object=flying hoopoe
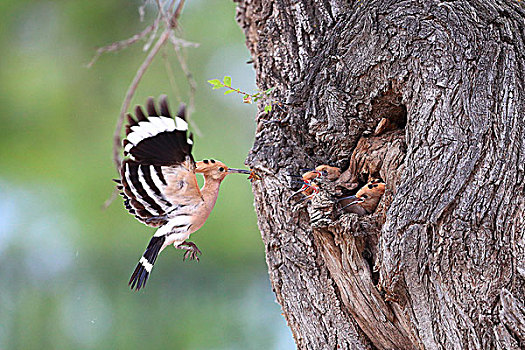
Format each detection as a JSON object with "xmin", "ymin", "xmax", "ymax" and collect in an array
[
  {"xmin": 288, "ymin": 165, "xmax": 341, "ymax": 202},
  {"xmin": 114, "ymin": 95, "xmax": 250, "ymax": 291},
  {"xmin": 338, "ymin": 179, "xmax": 385, "ymax": 216}
]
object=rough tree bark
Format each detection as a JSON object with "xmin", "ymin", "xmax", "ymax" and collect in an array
[{"xmin": 235, "ymin": 1, "xmax": 525, "ymax": 349}]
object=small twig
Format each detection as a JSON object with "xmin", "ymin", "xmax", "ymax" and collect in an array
[
  {"xmin": 86, "ymin": 23, "xmax": 158, "ymax": 68},
  {"xmin": 169, "ymin": 36, "xmax": 199, "ymax": 48},
  {"xmin": 224, "ymin": 84, "xmax": 251, "ymax": 96},
  {"xmin": 102, "ymin": 188, "xmax": 119, "ymax": 210},
  {"xmin": 171, "ymin": 0, "xmax": 185, "ymax": 27},
  {"xmin": 208, "ymin": 77, "xmax": 276, "ymax": 111},
  {"xmin": 143, "ymin": 12, "xmax": 162, "ymax": 51},
  {"xmin": 155, "ymin": 0, "xmax": 170, "ymax": 26},
  {"xmin": 138, "ymin": 0, "xmax": 148, "ymax": 22}
]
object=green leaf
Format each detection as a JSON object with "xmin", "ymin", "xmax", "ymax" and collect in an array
[
  {"xmin": 207, "ymin": 79, "xmax": 223, "ymax": 87},
  {"xmin": 223, "ymin": 76, "xmax": 232, "ymax": 86},
  {"xmin": 265, "ymin": 87, "xmax": 275, "ymax": 95},
  {"xmin": 224, "ymin": 90, "xmax": 234, "ymax": 95},
  {"xmin": 264, "ymin": 104, "xmax": 272, "ymax": 113}
]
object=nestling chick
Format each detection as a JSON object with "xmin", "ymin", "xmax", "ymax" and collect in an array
[
  {"xmin": 288, "ymin": 165, "xmax": 341, "ymax": 202},
  {"xmin": 302, "ymin": 165, "xmax": 341, "ymax": 182},
  {"xmin": 338, "ymin": 179, "xmax": 385, "ymax": 216}
]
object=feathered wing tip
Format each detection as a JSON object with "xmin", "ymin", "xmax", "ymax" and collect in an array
[
  {"xmin": 146, "ymin": 97, "xmax": 158, "ymax": 117},
  {"xmin": 122, "ymin": 96, "xmax": 194, "ymax": 166},
  {"xmin": 129, "ymin": 235, "xmax": 166, "ymax": 291},
  {"xmin": 159, "ymin": 95, "xmax": 172, "ymax": 118},
  {"xmin": 176, "ymin": 102, "xmax": 186, "ymax": 120},
  {"xmin": 135, "ymin": 105, "xmax": 148, "ymax": 122}
]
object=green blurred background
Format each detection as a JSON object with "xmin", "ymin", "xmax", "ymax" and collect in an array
[{"xmin": 0, "ymin": 0, "xmax": 294, "ymax": 348}]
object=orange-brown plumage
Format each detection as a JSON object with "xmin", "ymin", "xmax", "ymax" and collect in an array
[
  {"xmin": 339, "ymin": 179, "xmax": 385, "ymax": 216},
  {"xmin": 300, "ymin": 165, "xmax": 341, "ymax": 197}
]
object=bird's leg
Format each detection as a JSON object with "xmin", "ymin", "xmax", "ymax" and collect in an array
[{"xmin": 176, "ymin": 241, "xmax": 202, "ymax": 262}]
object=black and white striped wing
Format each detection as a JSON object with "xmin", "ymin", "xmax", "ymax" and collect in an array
[{"xmin": 115, "ymin": 95, "xmax": 196, "ymax": 227}]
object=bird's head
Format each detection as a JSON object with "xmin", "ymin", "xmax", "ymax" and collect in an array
[
  {"xmin": 195, "ymin": 159, "xmax": 250, "ymax": 181},
  {"xmin": 355, "ymin": 179, "xmax": 385, "ymax": 204},
  {"xmin": 315, "ymin": 165, "xmax": 341, "ymax": 181},
  {"xmin": 339, "ymin": 179, "xmax": 386, "ymax": 214},
  {"xmin": 302, "ymin": 165, "xmax": 341, "ymax": 181}
]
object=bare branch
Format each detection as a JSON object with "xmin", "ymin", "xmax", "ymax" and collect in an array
[
  {"xmin": 169, "ymin": 36, "xmax": 200, "ymax": 48},
  {"xmin": 155, "ymin": 0, "xmax": 170, "ymax": 26},
  {"xmin": 102, "ymin": 188, "xmax": 119, "ymax": 210},
  {"xmin": 138, "ymin": 0, "xmax": 147, "ymax": 22},
  {"xmin": 170, "ymin": 0, "xmax": 185, "ymax": 28},
  {"xmin": 86, "ymin": 22, "xmax": 158, "ymax": 68},
  {"xmin": 142, "ymin": 13, "xmax": 162, "ymax": 51}
]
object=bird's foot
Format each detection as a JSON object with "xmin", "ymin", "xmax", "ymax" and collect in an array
[{"xmin": 176, "ymin": 241, "xmax": 202, "ymax": 262}]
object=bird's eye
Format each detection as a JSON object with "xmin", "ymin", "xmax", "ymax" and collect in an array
[
  {"xmin": 362, "ymin": 194, "xmax": 368, "ymax": 199},
  {"xmin": 219, "ymin": 167, "xmax": 225, "ymax": 172}
]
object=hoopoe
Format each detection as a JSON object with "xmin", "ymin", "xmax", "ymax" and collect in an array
[
  {"xmin": 288, "ymin": 165, "xmax": 341, "ymax": 202},
  {"xmin": 114, "ymin": 96, "xmax": 250, "ymax": 291},
  {"xmin": 338, "ymin": 179, "xmax": 385, "ymax": 216}
]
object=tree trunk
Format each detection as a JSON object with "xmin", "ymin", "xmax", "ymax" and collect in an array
[{"xmin": 235, "ymin": 1, "xmax": 525, "ymax": 349}]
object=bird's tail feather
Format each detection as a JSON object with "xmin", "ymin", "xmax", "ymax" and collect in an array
[{"xmin": 129, "ymin": 235, "xmax": 166, "ymax": 291}]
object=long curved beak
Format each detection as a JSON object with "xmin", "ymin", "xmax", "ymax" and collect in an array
[
  {"xmin": 228, "ymin": 168, "xmax": 251, "ymax": 174},
  {"xmin": 337, "ymin": 195, "xmax": 364, "ymax": 206},
  {"xmin": 338, "ymin": 195, "xmax": 365, "ymax": 211}
]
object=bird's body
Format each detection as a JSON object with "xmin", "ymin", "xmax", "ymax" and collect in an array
[{"xmin": 115, "ymin": 96, "xmax": 249, "ymax": 290}]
